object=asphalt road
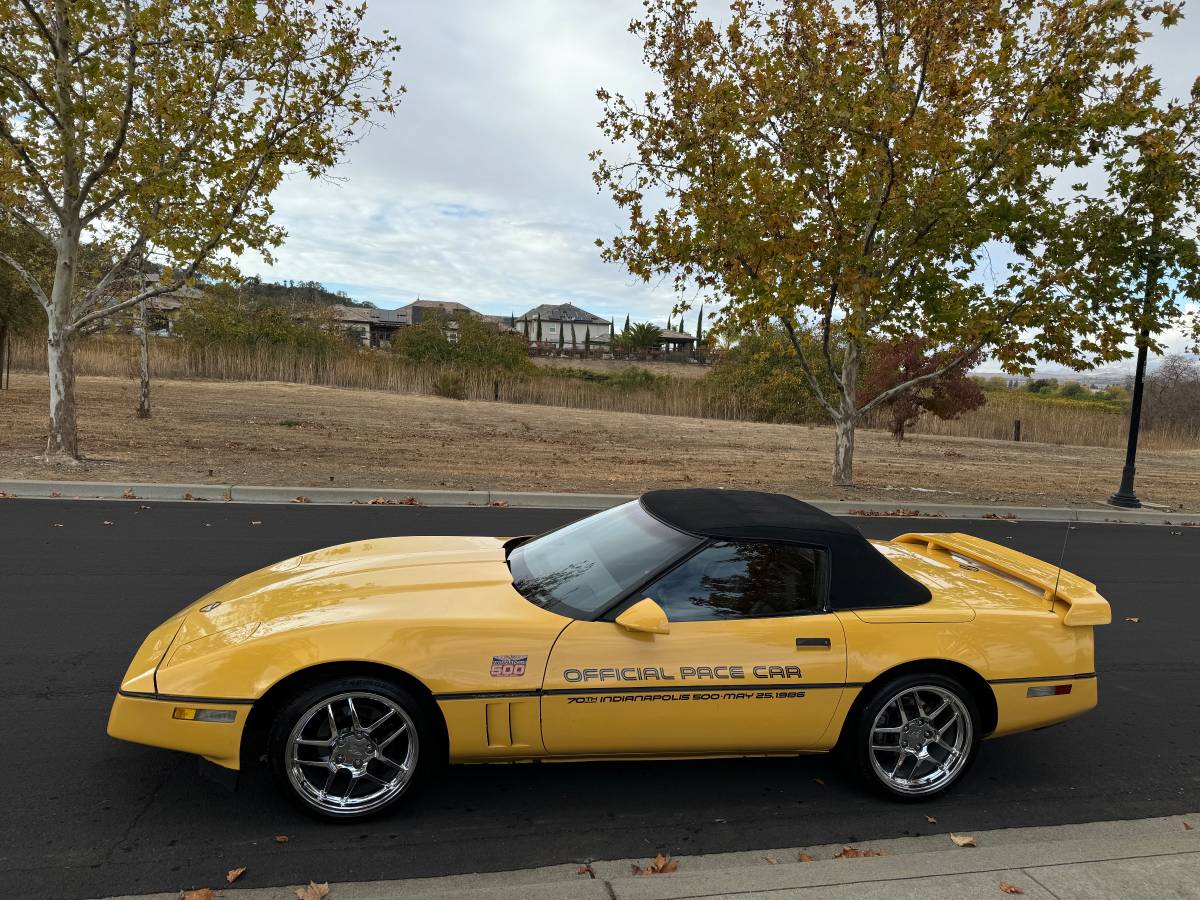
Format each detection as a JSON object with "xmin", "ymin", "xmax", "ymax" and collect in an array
[{"xmin": 2, "ymin": 499, "xmax": 1197, "ymax": 898}]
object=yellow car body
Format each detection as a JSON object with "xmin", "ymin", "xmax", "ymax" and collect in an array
[{"xmin": 109, "ymin": 520, "xmax": 1108, "ymax": 781}]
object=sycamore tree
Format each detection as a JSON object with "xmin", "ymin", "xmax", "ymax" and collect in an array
[
  {"xmin": 0, "ymin": 0, "xmax": 401, "ymax": 461},
  {"xmin": 1058, "ymin": 80, "xmax": 1200, "ymax": 362},
  {"xmin": 593, "ymin": 0, "xmax": 1174, "ymax": 485}
]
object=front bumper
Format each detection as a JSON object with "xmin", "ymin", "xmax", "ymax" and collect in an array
[{"xmin": 107, "ymin": 691, "xmax": 249, "ymax": 770}]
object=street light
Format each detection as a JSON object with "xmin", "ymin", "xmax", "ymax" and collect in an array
[{"xmin": 1109, "ymin": 323, "xmax": 1152, "ymax": 509}]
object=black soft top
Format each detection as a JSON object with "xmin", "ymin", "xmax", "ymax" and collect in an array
[{"xmin": 640, "ymin": 489, "xmax": 930, "ymax": 610}]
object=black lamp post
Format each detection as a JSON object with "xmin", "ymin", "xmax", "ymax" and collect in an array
[
  {"xmin": 1108, "ymin": 330, "xmax": 1149, "ymax": 508},
  {"xmin": 1110, "ymin": 245, "xmax": 1161, "ymax": 509}
]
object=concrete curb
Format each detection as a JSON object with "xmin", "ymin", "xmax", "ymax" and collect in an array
[
  {"xmin": 1, "ymin": 478, "xmax": 1197, "ymax": 525},
  {"xmin": 100, "ymin": 811, "xmax": 1200, "ymax": 899}
]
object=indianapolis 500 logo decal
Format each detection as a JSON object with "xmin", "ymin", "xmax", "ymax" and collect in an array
[{"xmin": 490, "ymin": 655, "xmax": 528, "ymax": 677}]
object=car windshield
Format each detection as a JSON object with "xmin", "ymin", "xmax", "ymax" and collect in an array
[{"xmin": 508, "ymin": 501, "xmax": 702, "ymax": 619}]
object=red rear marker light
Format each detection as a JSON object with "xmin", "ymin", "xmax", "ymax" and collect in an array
[{"xmin": 1026, "ymin": 684, "xmax": 1073, "ymax": 698}]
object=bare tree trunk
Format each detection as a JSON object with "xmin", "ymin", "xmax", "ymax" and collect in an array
[
  {"xmin": 137, "ymin": 299, "xmax": 151, "ymax": 418},
  {"xmin": 45, "ymin": 311, "xmax": 78, "ymax": 461},
  {"xmin": 832, "ymin": 338, "xmax": 861, "ymax": 487},
  {"xmin": 45, "ymin": 229, "xmax": 81, "ymax": 462}
]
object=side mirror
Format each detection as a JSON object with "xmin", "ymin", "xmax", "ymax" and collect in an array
[{"xmin": 615, "ymin": 598, "xmax": 670, "ymax": 635}]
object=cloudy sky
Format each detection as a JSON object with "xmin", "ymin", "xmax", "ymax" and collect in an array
[{"xmin": 243, "ymin": 1, "xmax": 1199, "ymax": 353}]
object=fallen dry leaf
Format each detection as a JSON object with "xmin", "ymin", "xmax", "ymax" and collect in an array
[
  {"xmin": 926, "ymin": 815, "xmax": 938, "ymax": 824},
  {"xmin": 798, "ymin": 852, "xmax": 814, "ymax": 863},
  {"xmin": 764, "ymin": 855, "xmax": 780, "ymax": 865},
  {"xmin": 950, "ymin": 833, "xmax": 978, "ymax": 848},
  {"xmin": 181, "ymin": 890, "xmax": 214, "ymax": 900},
  {"xmin": 1124, "ymin": 616, "xmax": 1140, "ymax": 623},
  {"xmin": 631, "ymin": 853, "xmax": 678, "ymax": 876},
  {"xmin": 227, "ymin": 866, "xmax": 246, "ymax": 884},
  {"xmin": 273, "ymin": 834, "xmax": 289, "ymax": 843},
  {"xmin": 577, "ymin": 863, "xmax": 595, "ymax": 878},
  {"xmin": 999, "ymin": 882, "xmax": 1025, "ymax": 895},
  {"xmin": 834, "ymin": 846, "xmax": 885, "ymax": 859},
  {"xmin": 295, "ymin": 881, "xmax": 330, "ymax": 900},
  {"xmin": 1184, "ymin": 822, "xmax": 1193, "ymax": 831},
  {"xmin": 50, "ymin": 490, "xmax": 62, "ymax": 498}
]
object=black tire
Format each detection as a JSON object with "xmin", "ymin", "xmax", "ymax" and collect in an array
[
  {"xmin": 847, "ymin": 672, "xmax": 981, "ymax": 801},
  {"xmin": 268, "ymin": 675, "xmax": 429, "ymax": 820}
]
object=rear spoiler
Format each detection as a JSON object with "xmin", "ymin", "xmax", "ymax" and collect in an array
[{"xmin": 894, "ymin": 532, "xmax": 1111, "ymax": 626}]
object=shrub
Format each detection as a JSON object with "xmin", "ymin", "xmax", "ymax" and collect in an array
[
  {"xmin": 608, "ymin": 366, "xmax": 668, "ymax": 391},
  {"xmin": 703, "ymin": 325, "xmax": 835, "ymax": 424},
  {"xmin": 175, "ymin": 292, "xmax": 352, "ymax": 355},
  {"xmin": 393, "ymin": 312, "xmax": 532, "ymax": 372},
  {"xmin": 432, "ymin": 371, "xmax": 467, "ymax": 399}
]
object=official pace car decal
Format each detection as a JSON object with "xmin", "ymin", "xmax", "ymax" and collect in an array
[
  {"xmin": 558, "ymin": 665, "xmax": 811, "ymax": 703},
  {"xmin": 490, "ymin": 655, "xmax": 528, "ymax": 677},
  {"xmin": 562, "ymin": 664, "xmax": 804, "ymax": 683}
]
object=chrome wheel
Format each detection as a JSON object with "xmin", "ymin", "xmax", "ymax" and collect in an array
[
  {"xmin": 285, "ymin": 691, "xmax": 418, "ymax": 817},
  {"xmin": 868, "ymin": 685, "xmax": 972, "ymax": 796}
]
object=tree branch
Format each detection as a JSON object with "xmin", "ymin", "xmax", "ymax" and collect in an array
[
  {"xmin": 0, "ymin": 118, "xmax": 63, "ymax": 217},
  {"xmin": 70, "ymin": 279, "xmax": 181, "ymax": 332},
  {"xmin": 780, "ymin": 315, "xmax": 841, "ymax": 420},
  {"xmin": 856, "ymin": 296, "xmax": 1031, "ymax": 416},
  {"xmin": 0, "ymin": 248, "xmax": 50, "ymax": 310},
  {"xmin": 0, "ymin": 201, "xmax": 53, "ymax": 244},
  {"xmin": 0, "ymin": 59, "xmax": 64, "ymax": 130},
  {"xmin": 74, "ymin": 232, "xmax": 148, "ymax": 316},
  {"xmin": 77, "ymin": 0, "xmax": 136, "ymax": 209},
  {"xmin": 18, "ymin": 0, "xmax": 58, "ymax": 55}
]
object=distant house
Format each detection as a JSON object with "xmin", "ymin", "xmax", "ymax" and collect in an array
[
  {"xmin": 331, "ymin": 305, "xmax": 408, "ymax": 348},
  {"xmin": 332, "ymin": 298, "xmax": 487, "ymax": 348},
  {"xmin": 402, "ymin": 299, "xmax": 480, "ymax": 326},
  {"xmin": 101, "ymin": 274, "xmax": 209, "ymax": 334},
  {"xmin": 513, "ymin": 303, "xmax": 612, "ymax": 350}
]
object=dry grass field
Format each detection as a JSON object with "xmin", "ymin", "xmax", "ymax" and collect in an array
[
  {"xmin": 531, "ymin": 356, "xmax": 712, "ymax": 379},
  {"xmin": 3, "ymin": 373, "xmax": 1198, "ymax": 511}
]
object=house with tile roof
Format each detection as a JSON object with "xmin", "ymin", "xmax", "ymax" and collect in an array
[{"xmin": 513, "ymin": 303, "xmax": 613, "ymax": 351}]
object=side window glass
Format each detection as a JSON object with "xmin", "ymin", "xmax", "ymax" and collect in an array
[{"xmin": 644, "ymin": 541, "xmax": 824, "ymax": 622}]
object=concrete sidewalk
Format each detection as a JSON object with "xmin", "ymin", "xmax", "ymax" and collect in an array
[
  {"xmin": 4, "ymin": 477, "xmax": 1197, "ymax": 525},
  {"xmin": 105, "ymin": 812, "xmax": 1199, "ymax": 899}
]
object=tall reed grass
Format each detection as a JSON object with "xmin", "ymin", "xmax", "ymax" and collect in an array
[{"xmin": 10, "ymin": 335, "xmax": 1198, "ymax": 451}]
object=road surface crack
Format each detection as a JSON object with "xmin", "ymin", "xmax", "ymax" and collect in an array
[{"xmin": 103, "ymin": 757, "xmax": 184, "ymax": 864}]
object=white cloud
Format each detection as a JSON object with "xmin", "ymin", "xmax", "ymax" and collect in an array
[{"xmin": 240, "ymin": 0, "xmax": 1200, "ymax": 346}]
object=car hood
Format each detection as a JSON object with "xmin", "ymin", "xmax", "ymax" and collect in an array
[{"xmin": 164, "ymin": 535, "xmax": 515, "ymax": 661}]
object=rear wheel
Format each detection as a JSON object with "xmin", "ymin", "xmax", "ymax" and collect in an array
[
  {"xmin": 268, "ymin": 676, "xmax": 426, "ymax": 819},
  {"xmin": 850, "ymin": 673, "xmax": 980, "ymax": 800}
]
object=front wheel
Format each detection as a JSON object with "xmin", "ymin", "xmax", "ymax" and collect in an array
[
  {"xmin": 268, "ymin": 677, "xmax": 426, "ymax": 819},
  {"xmin": 849, "ymin": 673, "xmax": 980, "ymax": 800}
]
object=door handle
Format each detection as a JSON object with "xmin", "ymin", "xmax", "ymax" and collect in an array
[{"xmin": 795, "ymin": 637, "xmax": 831, "ymax": 648}]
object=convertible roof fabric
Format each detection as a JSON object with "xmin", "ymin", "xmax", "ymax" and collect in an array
[{"xmin": 640, "ymin": 489, "xmax": 931, "ymax": 610}]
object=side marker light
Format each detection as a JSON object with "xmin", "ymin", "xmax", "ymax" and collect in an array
[{"xmin": 1026, "ymin": 684, "xmax": 1072, "ymax": 698}]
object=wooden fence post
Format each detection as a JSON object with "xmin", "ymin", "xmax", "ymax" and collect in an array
[{"xmin": 1013, "ymin": 419, "xmax": 1021, "ymax": 442}]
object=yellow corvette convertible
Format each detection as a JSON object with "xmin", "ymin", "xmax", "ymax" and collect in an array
[{"xmin": 108, "ymin": 489, "xmax": 1110, "ymax": 818}]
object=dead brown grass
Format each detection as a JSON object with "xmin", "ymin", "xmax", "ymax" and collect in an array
[{"xmin": 2, "ymin": 373, "xmax": 1197, "ymax": 510}]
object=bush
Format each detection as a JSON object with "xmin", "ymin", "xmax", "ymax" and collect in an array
[
  {"xmin": 608, "ymin": 366, "xmax": 668, "ymax": 391},
  {"xmin": 432, "ymin": 371, "xmax": 467, "ymax": 399},
  {"xmin": 703, "ymin": 325, "xmax": 835, "ymax": 424},
  {"xmin": 392, "ymin": 312, "xmax": 532, "ymax": 372},
  {"xmin": 175, "ymin": 292, "xmax": 352, "ymax": 355}
]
